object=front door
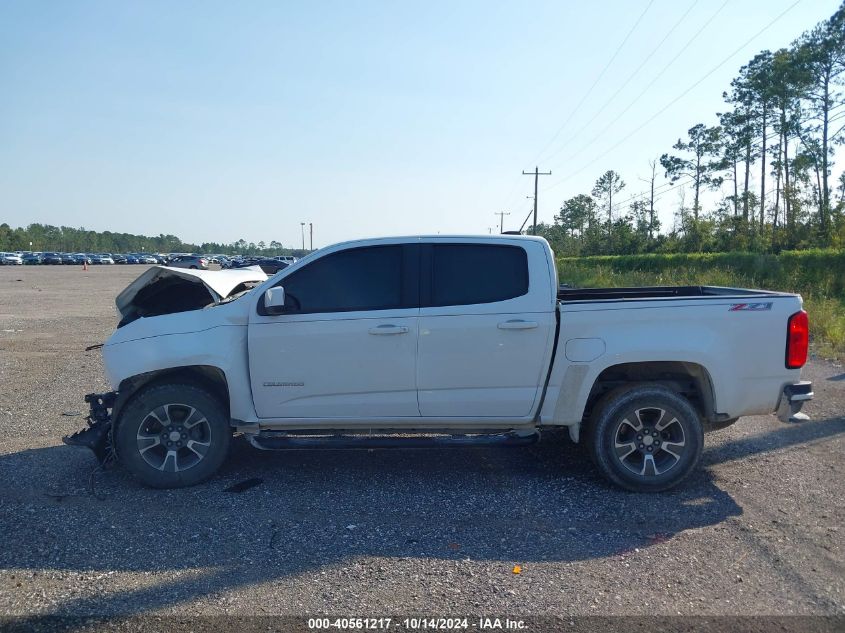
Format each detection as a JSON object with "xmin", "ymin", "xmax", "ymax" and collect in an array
[{"xmin": 249, "ymin": 244, "xmax": 420, "ymax": 419}]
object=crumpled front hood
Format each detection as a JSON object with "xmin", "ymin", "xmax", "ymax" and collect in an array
[{"xmin": 115, "ymin": 265, "xmax": 268, "ymax": 320}]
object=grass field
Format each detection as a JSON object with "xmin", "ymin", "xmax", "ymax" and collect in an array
[{"xmin": 557, "ymin": 250, "xmax": 845, "ymax": 361}]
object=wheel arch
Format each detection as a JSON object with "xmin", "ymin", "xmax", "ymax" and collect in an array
[
  {"xmin": 580, "ymin": 361, "xmax": 716, "ymax": 436},
  {"xmin": 113, "ymin": 365, "xmax": 231, "ymax": 425}
]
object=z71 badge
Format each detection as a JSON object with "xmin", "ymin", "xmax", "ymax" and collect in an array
[{"xmin": 729, "ymin": 302, "xmax": 773, "ymax": 311}]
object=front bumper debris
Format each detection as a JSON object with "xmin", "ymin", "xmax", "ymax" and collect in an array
[
  {"xmin": 63, "ymin": 392, "xmax": 117, "ymax": 465},
  {"xmin": 776, "ymin": 381, "xmax": 813, "ymax": 423}
]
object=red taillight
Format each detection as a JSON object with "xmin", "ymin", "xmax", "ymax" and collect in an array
[{"xmin": 786, "ymin": 310, "xmax": 809, "ymax": 369}]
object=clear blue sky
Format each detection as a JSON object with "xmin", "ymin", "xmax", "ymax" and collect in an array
[{"xmin": 0, "ymin": 0, "xmax": 841, "ymax": 248}]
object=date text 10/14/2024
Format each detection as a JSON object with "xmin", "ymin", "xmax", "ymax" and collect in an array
[{"xmin": 307, "ymin": 617, "xmax": 527, "ymax": 630}]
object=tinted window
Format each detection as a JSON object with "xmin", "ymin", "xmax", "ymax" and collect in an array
[
  {"xmin": 430, "ymin": 244, "xmax": 528, "ymax": 307},
  {"xmin": 281, "ymin": 245, "xmax": 404, "ymax": 313}
]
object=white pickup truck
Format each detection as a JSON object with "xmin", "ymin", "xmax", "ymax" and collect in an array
[{"xmin": 66, "ymin": 235, "xmax": 813, "ymax": 492}]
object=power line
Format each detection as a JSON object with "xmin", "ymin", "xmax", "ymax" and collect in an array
[
  {"xmin": 604, "ymin": 125, "xmax": 810, "ymax": 215},
  {"xmin": 543, "ymin": 121, "xmax": 820, "ymax": 234},
  {"xmin": 607, "ymin": 178, "xmax": 690, "ymax": 214},
  {"xmin": 540, "ymin": 74, "xmax": 824, "ymax": 228},
  {"xmin": 538, "ymin": 96, "xmax": 816, "ymax": 235},
  {"xmin": 543, "ymin": 0, "xmax": 729, "ymax": 176},
  {"xmin": 593, "ymin": 132, "xmax": 806, "ymax": 221},
  {"xmin": 563, "ymin": 177, "xmax": 690, "ymax": 220},
  {"xmin": 498, "ymin": 179, "xmax": 526, "ymax": 217},
  {"xmin": 540, "ymin": 0, "xmax": 701, "ymax": 167},
  {"xmin": 539, "ymin": 179, "xmax": 689, "ymax": 235},
  {"xmin": 497, "ymin": 1, "xmax": 656, "ymax": 215},
  {"xmin": 541, "ymin": 0, "xmax": 803, "ymax": 195},
  {"xmin": 531, "ymin": 0, "xmax": 656, "ymax": 166},
  {"xmin": 552, "ymin": 126, "xmax": 800, "ymax": 221}
]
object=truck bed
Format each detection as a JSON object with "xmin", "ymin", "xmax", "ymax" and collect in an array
[{"xmin": 557, "ymin": 285, "xmax": 786, "ymax": 302}]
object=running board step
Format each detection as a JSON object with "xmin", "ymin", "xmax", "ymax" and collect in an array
[{"xmin": 248, "ymin": 430, "xmax": 540, "ymax": 451}]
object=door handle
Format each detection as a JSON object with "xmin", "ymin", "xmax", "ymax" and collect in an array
[
  {"xmin": 368, "ymin": 324, "xmax": 409, "ymax": 335},
  {"xmin": 497, "ymin": 320, "xmax": 538, "ymax": 330}
]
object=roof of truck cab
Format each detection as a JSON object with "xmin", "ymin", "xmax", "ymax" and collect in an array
[
  {"xmin": 314, "ymin": 234, "xmax": 548, "ymax": 250},
  {"xmin": 362, "ymin": 234, "xmax": 544, "ymax": 240},
  {"xmin": 285, "ymin": 235, "xmax": 550, "ymax": 270}
]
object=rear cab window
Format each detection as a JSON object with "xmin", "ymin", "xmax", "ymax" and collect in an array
[{"xmin": 424, "ymin": 244, "xmax": 529, "ymax": 307}]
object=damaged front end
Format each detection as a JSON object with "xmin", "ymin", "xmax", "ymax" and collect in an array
[
  {"xmin": 64, "ymin": 266, "xmax": 269, "ymax": 465},
  {"xmin": 115, "ymin": 265, "xmax": 268, "ymax": 327},
  {"xmin": 63, "ymin": 392, "xmax": 116, "ymax": 465}
]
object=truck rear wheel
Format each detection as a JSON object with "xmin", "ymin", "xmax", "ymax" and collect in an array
[
  {"xmin": 586, "ymin": 385, "xmax": 703, "ymax": 492},
  {"xmin": 114, "ymin": 383, "xmax": 230, "ymax": 488}
]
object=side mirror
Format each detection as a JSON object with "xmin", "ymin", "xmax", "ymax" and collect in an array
[{"xmin": 263, "ymin": 287, "xmax": 286, "ymax": 314}]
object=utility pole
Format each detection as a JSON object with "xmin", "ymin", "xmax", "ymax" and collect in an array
[
  {"xmin": 522, "ymin": 166, "xmax": 551, "ymax": 235},
  {"xmin": 300, "ymin": 222, "xmax": 305, "ymax": 250},
  {"xmin": 309, "ymin": 223, "xmax": 313, "ymax": 251},
  {"xmin": 494, "ymin": 211, "xmax": 511, "ymax": 234}
]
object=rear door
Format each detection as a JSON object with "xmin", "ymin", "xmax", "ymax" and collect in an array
[
  {"xmin": 249, "ymin": 244, "xmax": 420, "ymax": 419},
  {"xmin": 416, "ymin": 240, "xmax": 556, "ymax": 418}
]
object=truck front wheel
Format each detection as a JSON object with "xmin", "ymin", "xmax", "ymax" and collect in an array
[
  {"xmin": 114, "ymin": 383, "xmax": 230, "ymax": 488},
  {"xmin": 586, "ymin": 385, "xmax": 704, "ymax": 492}
]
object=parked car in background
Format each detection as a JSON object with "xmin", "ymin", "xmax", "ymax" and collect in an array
[
  {"xmin": 274, "ymin": 256, "xmax": 298, "ymax": 265},
  {"xmin": 231, "ymin": 257, "xmax": 289, "ymax": 274},
  {"xmin": 61, "ymin": 254, "xmax": 76, "ymax": 265},
  {"xmin": 22, "ymin": 253, "xmax": 42, "ymax": 265},
  {"xmin": 74, "ymin": 253, "xmax": 93, "ymax": 265},
  {"xmin": 113, "ymin": 254, "xmax": 127, "ymax": 264},
  {"xmin": 42, "ymin": 252, "xmax": 63, "ymax": 265},
  {"xmin": 137, "ymin": 254, "xmax": 158, "ymax": 264},
  {"xmin": 167, "ymin": 255, "xmax": 208, "ymax": 270},
  {"xmin": 1, "ymin": 252, "xmax": 24, "ymax": 265},
  {"xmin": 93, "ymin": 254, "xmax": 115, "ymax": 265},
  {"xmin": 215, "ymin": 256, "xmax": 232, "ymax": 268}
]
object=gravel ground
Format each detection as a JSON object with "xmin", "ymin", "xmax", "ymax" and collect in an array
[{"xmin": 0, "ymin": 265, "xmax": 843, "ymax": 623}]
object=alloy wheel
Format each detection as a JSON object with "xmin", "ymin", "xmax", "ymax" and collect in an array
[
  {"xmin": 613, "ymin": 406, "xmax": 687, "ymax": 477},
  {"xmin": 135, "ymin": 403, "xmax": 212, "ymax": 472}
]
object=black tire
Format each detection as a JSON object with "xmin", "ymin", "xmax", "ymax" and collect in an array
[
  {"xmin": 585, "ymin": 384, "xmax": 704, "ymax": 492},
  {"xmin": 114, "ymin": 383, "xmax": 230, "ymax": 488},
  {"xmin": 189, "ymin": 265, "xmax": 198, "ymax": 269}
]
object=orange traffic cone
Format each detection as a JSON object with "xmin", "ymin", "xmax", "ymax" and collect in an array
[{"xmin": 82, "ymin": 260, "xmax": 88, "ymax": 271}]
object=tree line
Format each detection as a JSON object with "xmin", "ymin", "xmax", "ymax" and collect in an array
[
  {"xmin": 536, "ymin": 3, "xmax": 845, "ymax": 256},
  {"xmin": 0, "ymin": 223, "xmax": 308, "ymax": 257}
]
